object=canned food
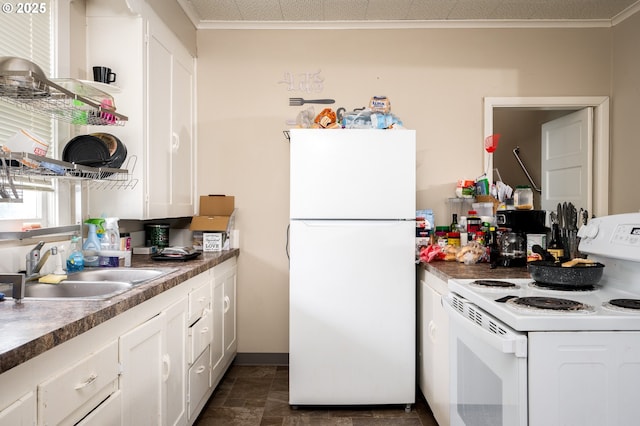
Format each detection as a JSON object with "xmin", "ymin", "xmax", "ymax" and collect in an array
[{"xmin": 145, "ymin": 224, "xmax": 170, "ymax": 248}]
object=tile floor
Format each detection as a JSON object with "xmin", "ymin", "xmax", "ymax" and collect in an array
[{"xmin": 193, "ymin": 364, "xmax": 439, "ymax": 426}]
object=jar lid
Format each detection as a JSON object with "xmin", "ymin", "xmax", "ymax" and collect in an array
[
  {"xmin": 516, "ymin": 185, "xmax": 531, "ymax": 189},
  {"xmin": 436, "ymin": 226, "xmax": 449, "ymax": 232},
  {"xmin": 447, "ymin": 232, "xmax": 460, "ymax": 237}
]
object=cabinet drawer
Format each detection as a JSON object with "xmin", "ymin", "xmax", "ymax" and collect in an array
[
  {"xmin": 189, "ymin": 308, "xmax": 212, "ymax": 364},
  {"xmin": 0, "ymin": 391, "xmax": 35, "ymax": 426},
  {"xmin": 38, "ymin": 340, "xmax": 119, "ymax": 426},
  {"xmin": 76, "ymin": 390, "xmax": 122, "ymax": 426},
  {"xmin": 188, "ymin": 345, "xmax": 211, "ymax": 420},
  {"xmin": 188, "ymin": 280, "xmax": 211, "ymax": 325}
]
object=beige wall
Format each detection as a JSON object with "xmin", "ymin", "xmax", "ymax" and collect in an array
[
  {"xmin": 196, "ymin": 27, "xmax": 612, "ymax": 353},
  {"xmin": 612, "ymin": 12, "xmax": 640, "ymax": 214}
]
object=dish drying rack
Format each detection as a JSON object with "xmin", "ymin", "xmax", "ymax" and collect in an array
[
  {"xmin": 0, "ymin": 152, "xmax": 136, "ymax": 202},
  {"xmin": 0, "ymin": 72, "xmax": 128, "ymax": 126}
]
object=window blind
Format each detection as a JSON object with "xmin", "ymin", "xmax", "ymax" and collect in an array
[{"xmin": 0, "ymin": 2, "xmax": 53, "ymax": 144}]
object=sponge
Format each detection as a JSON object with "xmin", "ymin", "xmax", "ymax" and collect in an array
[{"xmin": 38, "ymin": 274, "xmax": 68, "ymax": 284}]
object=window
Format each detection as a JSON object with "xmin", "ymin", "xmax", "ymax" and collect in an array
[{"xmin": 0, "ymin": 1, "xmax": 55, "ymax": 231}]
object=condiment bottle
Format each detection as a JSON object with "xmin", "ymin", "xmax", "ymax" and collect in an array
[
  {"xmin": 447, "ymin": 232, "xmax": 461, "ymax": 247},
  {"xmin": 547, "ymin": 223, "xmax": 565, "ymax": 261},
  {"xmin": 466, "ymin": 210, "xmax": 482, "ymax": 234}
]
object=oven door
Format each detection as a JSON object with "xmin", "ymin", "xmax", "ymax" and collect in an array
[{"xmin": 443, "ymin": 293, "xmax": 528, "ymax": 426}]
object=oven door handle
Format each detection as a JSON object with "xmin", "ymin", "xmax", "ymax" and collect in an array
[{"xmin": 443, "ymin": 294, "xmax": 528, "ymax": 358}]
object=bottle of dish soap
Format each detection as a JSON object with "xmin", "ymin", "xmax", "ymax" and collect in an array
[
  {"xmin": 83, "ymin": 223, "xmax": 102, "ymax": 267},
  {"xmin": 66, "ymin": 235, "xmax": 84, "ymax": 272}
]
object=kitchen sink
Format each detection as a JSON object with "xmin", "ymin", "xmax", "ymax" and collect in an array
[
  {"xmin": 0, "ymin": 267, "xmax": 176, "ymax": 300},
  {"xmin": 65, "ymin": 267, "xmax": 173, "ymax": 285}
]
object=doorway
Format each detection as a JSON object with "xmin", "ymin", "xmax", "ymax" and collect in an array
[{"xmin": 484, "ymin": 97, "xmax": 609, "ymax": 217}]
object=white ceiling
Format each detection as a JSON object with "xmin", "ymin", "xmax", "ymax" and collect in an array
[{"xmin": 178, "ymin": 0, "xmax": 640, "ymax": 29}]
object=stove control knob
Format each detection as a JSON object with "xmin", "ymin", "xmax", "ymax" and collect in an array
[{"xmin": 583, "ymin": 222, "xmax": 599, "ymax": 239}]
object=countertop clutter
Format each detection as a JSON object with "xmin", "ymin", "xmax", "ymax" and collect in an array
[
  {"xmin": 0, "ymin": 249, "xmax": 239, "ymax": 374},
  {"xmin": 422, "ymin": 260, "xmax": 531, "ymax": 283}
]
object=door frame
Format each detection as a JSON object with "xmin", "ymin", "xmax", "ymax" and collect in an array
[{"xmin": 484, "ymin": 96, "xmax": 609, "ymax": 217}]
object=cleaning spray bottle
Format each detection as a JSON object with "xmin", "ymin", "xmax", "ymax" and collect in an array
[
  {"xmin": 83, "ymin": 219, "xmax": 104, "ymax": 267},
  {"xmin": 66, "ymin": 234, "xmax": 84, "ymax": 272}
]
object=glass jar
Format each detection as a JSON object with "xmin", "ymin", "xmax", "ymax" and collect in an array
[{"xmin": 514, "ymin": 185, "xmax": 533, "ymax": 210}]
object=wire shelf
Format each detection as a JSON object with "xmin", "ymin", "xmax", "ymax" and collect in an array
[
  {"xmin": 0, "ymin": 72, "xmax": 128, "ymax": 126},
  {"xmin": 0, "ymin": 151, "xmax": 133, "ymax": 202}
]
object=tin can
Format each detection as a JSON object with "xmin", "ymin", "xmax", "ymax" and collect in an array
[{"xmin": 145, "ymin": 224, "xmax": 170, "ymax": 248}]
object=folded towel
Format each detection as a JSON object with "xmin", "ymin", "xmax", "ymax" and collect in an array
[{"xmin": 38, "ymin": 274, "xmax": 68, "ymax": 284}]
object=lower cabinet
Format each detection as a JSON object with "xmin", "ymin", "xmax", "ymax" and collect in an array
[
  {"xmin": 119, "ymin": 297, "xmax": 188, "ymax": 426},
  {"xmin": 0, "ymin": 256, "xmax": 238, "ymax": 426},
  {"xmin": 418, "ymin": 268, "xmax": 450, "ymax": 426},
  {"xmin": 0, "ymin": 391, "xmax": 35, "ymax": 425}
]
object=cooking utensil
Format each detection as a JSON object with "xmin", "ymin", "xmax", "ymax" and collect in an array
[
  {"xmin": 289, "ymin": 98, "xmax": 335, "ymax": 106},
  {"xmin": 90, "ymin": 133, "xmax": 127, "ymax": 169},
  {"xmin": 484, "ymin": 134, "xmax": 500, "ymax": 153},
  {"xmin": 62, "ymin": 135, "xmax": 111, "ymax": 167},
  {"xmin": 528, "ymin": 260, "xmax": 604, "ymax": 287},
  {"xmin": 0, "ymin": 56, "xmax": 50, "ymax": 98}
]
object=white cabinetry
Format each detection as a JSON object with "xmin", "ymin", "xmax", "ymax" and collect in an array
[
  {"xmin": 211, "ymin": 257, "xmax": 238, "ymax": 388},
  {"xmin": 119, "ymin": 297, "xmax": 188, "ymax": 426},
  {"xmin": 0, "ymin": 392, "xmax": 35, "ymax": 426},
  {"xmin": 86, "ymin": 0, "xmax": 195, "ymax": 219},
  {"xmin": 38, "ymin": 340, "xmax": 119, "ymax": 425},
  {"xmin": 0, "ymin": 257, "xmax": 237, "ymax": 426},
  {"xmin": 418, "ymin": 268, "xmax": 450, "ymax": 426}
]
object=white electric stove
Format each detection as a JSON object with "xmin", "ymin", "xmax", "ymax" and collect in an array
[{"xmin": 444, "ymin": 212, "xmax": 640, "ymax": 426}]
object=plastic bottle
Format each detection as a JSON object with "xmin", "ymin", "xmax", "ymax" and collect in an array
[
  {"xmin": 103, "ymin": 217, "xmax": 120, "ymax": 250},
  {"xmin": 83, "ymin": 223, "xmax": 102, "ymax": 267},
  {"xmin": 66, "ymin": 235, "xmax": 84, "ymax": 272}
]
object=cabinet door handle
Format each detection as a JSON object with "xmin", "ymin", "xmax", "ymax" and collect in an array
[
  {"xmin": 195, "ymin": 365, "xmax": 206, "ymax": 374},
  {"xmin": 162, "ymin": 354, "xmax": 171, "ymax": 382},
  {"xmin": 74, "ymin": 373, "xmax": 98, "ymax": 390},
  {"xmin": 172, "ymin": 132, "xmax": 180, "ymax": 152},
  {"xmin": 223, "ymin": 295, "xmax": 230, "ymax": 313},
  {"xmin": 200, "ymin": 327, "xmax": 209, "ymax": 335},
  {"xmin": 428, "ymin": 320, "xmax": 436, "ymax": 343}
]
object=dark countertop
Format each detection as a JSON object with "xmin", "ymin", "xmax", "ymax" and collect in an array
[
  {"xmin": 0, "ymin": 249, "xmax": 239, "ymax": 375},
  {"xmin": 420, "ymin": 260, "xmax": 532, "ymax": 283}
]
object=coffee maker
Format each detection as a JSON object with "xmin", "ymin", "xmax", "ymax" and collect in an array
[{"xmin": 495, "ymin": 210, "xmax": 548, "ymax": 267}]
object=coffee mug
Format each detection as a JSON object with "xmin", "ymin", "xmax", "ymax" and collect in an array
[{"xmin": 93, "ymin": 66, "xmax": 116, "ymax": 84}]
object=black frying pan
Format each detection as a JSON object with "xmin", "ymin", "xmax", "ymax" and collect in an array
[{"xmin": 528, "ymin": 260, "xmax": 605, "ymax": 287}]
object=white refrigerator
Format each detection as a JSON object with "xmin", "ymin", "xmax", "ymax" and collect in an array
[{"xmin": 289, "ymin": 129, "xmax": 416, "ymax": 408}]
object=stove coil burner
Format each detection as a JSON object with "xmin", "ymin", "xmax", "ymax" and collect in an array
[
  {"xmin": 507, "ymin": 296, "xmax": 595, "ymax": 313},
  {"xmin": 470, "ymin": 280, "xmax": 519, "ymax": 289},
  {"xmin": 605, "ymin": 299, "xmax": 640, "ymax": 312},
  {"xmin": 530, "ymin": 282, "xmax": 597, "ymax": 292}
]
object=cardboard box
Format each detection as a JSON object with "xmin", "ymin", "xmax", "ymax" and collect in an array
[{"xmin": 190, "ymin": 195, "xmax": 236, "ymax": 250}]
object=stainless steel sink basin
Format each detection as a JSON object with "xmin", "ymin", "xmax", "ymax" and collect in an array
[
  {"xmin": 22, "ymin": 281, "xmax": 133, "ymax": 299},
  {"xmin": 66, "ymin": 267, "xmax": 172, "ymax": 285},
  {"xmin": 0, "ymin": 267, "xmax": 176, "ymax": 300}
]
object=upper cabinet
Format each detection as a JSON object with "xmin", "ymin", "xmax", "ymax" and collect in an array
[{"xmin": 85, "ymin": 0, "xmax": 196, "ymax": 220}]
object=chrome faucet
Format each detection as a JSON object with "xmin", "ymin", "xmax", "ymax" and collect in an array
[
  {"xmin": 0, "ymin": 273, "xmax": 25, "ymax": 304},
  {"xmin": 26, "ymin": 241, "xmax": 57, "ymax": 278}
]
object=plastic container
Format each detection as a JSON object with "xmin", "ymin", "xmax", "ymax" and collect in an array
[
  {"xmin": 514, "ymin": 185, "xmax": 534, "ymax": 210},
  {"xmin": 83, "ymin": 223, "xmax": 101, "ymax": 267},
  {"xmin": 66, "ymin": 235, "xmax": 84, "ymax": 272}
]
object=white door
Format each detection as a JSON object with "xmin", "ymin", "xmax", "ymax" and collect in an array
[
  {"xmin": 290, "ymin": 129, "xmax": 416, "ymax": 220},
  {"xmin": 541, "ymin": 108, "xmax": 592, "ymax": 212},
  {"xmin": 289, "ymin": 219, "xmax": 415, "ymax": 405}
]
